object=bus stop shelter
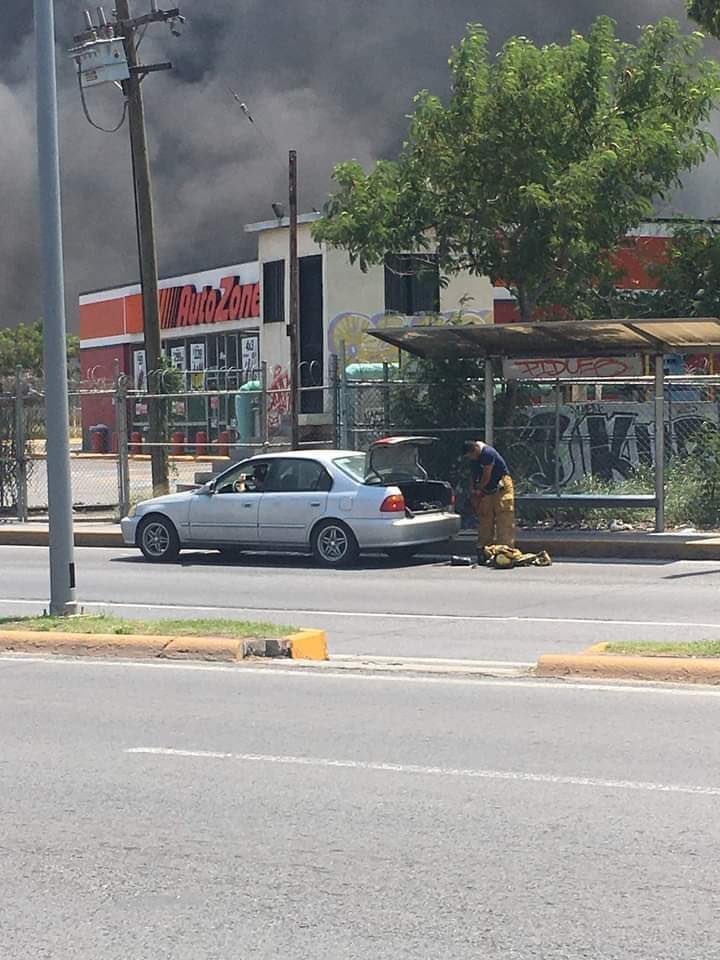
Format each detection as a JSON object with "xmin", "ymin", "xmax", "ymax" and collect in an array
[{"xmin": 369, "ymin": 317, "xmax": 720, "ymax": 532}]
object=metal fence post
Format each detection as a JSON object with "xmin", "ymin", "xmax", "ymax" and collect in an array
[
  {"xmin": 115, "ymin": 371, "xmax": 131, "ymax": 519},
  {"xmin": 339, "ymin": 342, "xmax": 350, "ymax": 449},
  {"xmin": 554, "ymin": 379, "xmax": 561, "ymax": 497},
  {"xmin": 14, "ymin": 367, "xmax": 28, "ymax": 522},
  {"xmin": 484, "ymin": 358, "xmax": 494, "ymax": 445},
  {"xmin": 260, "ymin": 361, "xmax": 269, "ymax": 447},
  {"xmin": 328, "ymin": 353, "xmax": 339, "ymax": 447},
  {"xmin": 382, "ymin": 362, "xmax": 390, "ymax": 437},
  {"xmin": 654, "ymin": 354, "xmax": 665, "ymax": 533}
]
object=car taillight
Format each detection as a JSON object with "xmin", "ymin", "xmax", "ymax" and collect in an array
[{"xmin": 380, "ymin": 493, "xmax": 406, "ymax": 513}]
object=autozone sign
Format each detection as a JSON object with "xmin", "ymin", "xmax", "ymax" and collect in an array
[{"xmin": 159, "ymin": 276, "xmax": 260, "ymax": 330}]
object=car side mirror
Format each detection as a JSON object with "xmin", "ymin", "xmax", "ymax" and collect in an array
[{"xmin": 200, "ymin": 481, "xmax": 215, "ymax": 496}]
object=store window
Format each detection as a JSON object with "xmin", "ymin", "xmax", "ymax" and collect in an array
[
  {"xmin": 263, "ymin": 260, "xmax": 285, "ymax": 324},
  {"xmin": 384, "ymin": 254, "xmax": 440, "ymax": 315}
]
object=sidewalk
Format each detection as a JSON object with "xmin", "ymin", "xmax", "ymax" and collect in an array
[{"xmin": 0, "ymin": 522, "xmax": 719, "ymax": 560}]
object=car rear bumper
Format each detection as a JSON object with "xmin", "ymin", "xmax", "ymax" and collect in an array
[
  {"xmin": 353, "ymin": 512, "xmax": 461, "ymax": 549},
  {"xmin": 121, "ymin": 517, "xmax": 139, "ymax": 546}
]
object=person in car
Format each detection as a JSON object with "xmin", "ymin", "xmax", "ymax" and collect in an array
[{"xmin": 462, "ymin": 439, "xmax": 515, "ymax": 553}]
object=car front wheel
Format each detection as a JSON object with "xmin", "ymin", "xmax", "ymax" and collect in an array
[
  {"xmin": 311, "ymin": 520, "xmax": 359, "ymax": 567},
  {"xmin": 138, "ymin": 515, "xmax": 180, "ymax": 562}
]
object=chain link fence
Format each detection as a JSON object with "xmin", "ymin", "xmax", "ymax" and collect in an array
[
  {"xmin": 3, "ymin": 364, "xmax": 338, "ymax": 521},
  {"xmin": 4, "ymin": 359, "xmax": 720, "ymax": 528},
  {"xmin": 337, "ymin": 364, "xmax": 720, "ymax": 528}
]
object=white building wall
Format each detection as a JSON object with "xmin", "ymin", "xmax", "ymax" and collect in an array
[{"xmin": 252, "ymin": 218, "xmax": 497, "ymax": 384}]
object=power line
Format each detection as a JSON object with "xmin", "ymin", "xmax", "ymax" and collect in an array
[{"xmin": 77, "ymin": 69, "xmax": 128, "ymax": 133}]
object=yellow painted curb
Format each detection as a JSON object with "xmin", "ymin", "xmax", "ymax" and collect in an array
[
  {"xmin": 286, "ymin": 629, "xmax": 329, "ymax": 661},
  {"xmin": 537, "ymin": 652, "xmax": 720, "ymax": 684}
]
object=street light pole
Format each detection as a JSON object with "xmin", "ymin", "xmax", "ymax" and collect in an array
[{"xmin": 34, "ymin": 0, "xmax": 78, "ymax": 615}]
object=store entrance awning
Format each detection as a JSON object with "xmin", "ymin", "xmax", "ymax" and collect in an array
[{"xmin": 368, "ymin": 317, "xmax": 720, "ymax": 359}]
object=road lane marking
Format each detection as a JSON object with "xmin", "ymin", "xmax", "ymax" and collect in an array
[
  {"xmin": 126, "ymin": 747, "xmax": 720, "ymax": 798},
  {"xmin": 4, "ymin": 653, "xmax": 720, "ymax": 696},
  {"xmin": 0, "ymin": 597, "xmax": 719, "ymax": 631}
]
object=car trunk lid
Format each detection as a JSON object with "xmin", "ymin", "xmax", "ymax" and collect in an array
[{"xmin": 367, "ymin": 437, "xmax": 452, "ymax": 515}]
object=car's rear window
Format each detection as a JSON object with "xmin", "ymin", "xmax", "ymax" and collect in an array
[{"xmin": 333, "ymin": 454, "xmax": 367, "ymax": 483}]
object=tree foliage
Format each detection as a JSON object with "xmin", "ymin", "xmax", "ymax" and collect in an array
[
  {"xmin": 687, "ymin": 0, "xmax": 720, "ymax": 37},
  {"xmin": 314, "ymin": 17, "xmax": 720, "ymax": 322},
  {"xmin": 0, "ymin": 320, "xmax": 79, "ymax": 379}
]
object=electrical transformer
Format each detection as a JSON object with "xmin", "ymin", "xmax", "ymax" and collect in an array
[{"xmin": 69, "ymin": 37, "xmax": 130, "ymax": 87}]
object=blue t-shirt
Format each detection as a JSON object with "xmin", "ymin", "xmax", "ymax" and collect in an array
[{"xmin": 471, "ymin": 444, "xmax": 510, "ymax": 493}]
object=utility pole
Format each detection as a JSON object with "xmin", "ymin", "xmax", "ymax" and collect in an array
[
  {"xmin": 288, "ymin": 149, "xmax": 300, "ymax": 450},
  {"xmin": 116, "ymin": 0, "xmax": 172, "ymax": 495},
  {"xmin": 71, "ymin": 2, "xmax": 184, "ymax": 496},
  {"xmin": 34, "ymin": 0, "xmax": 78, "ymax": 615}
]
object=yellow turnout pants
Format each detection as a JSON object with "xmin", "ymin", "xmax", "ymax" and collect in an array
[{"xmin": 475, "ymin": 475, "xmax": 516, "ymax": 549}]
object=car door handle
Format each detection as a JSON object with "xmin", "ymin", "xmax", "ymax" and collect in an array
[
  {"xmin": 243, "ymin": 503, "xmax": 254, "ymax": 508},
  {"xmin": 310, "ymin": 501, "xmax": 321, "ymax": 507}
]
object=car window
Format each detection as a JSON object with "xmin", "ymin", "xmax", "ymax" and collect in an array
[
  {"xmin": 263, "ymin": 458, "xmax": 332, "ymax": 493},
  {"xmin": 215, "ymin": 460, "xmax": 270, "ymax": 494},
  {"xmin": 333, "ymin": 454, "xmax": 367, "ymax": 483}
]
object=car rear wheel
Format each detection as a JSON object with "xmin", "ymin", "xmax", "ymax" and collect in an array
[
  {"xmin": 138, "ymin": 515, "xmax": 180, "ymax": 562},
  {"xmin": 384, "ymin": 546, "xmax": 417, "ymax": 562},
  {"xmin": 312, "ymin": 520, "xmax": 359, "ymax": 567}
]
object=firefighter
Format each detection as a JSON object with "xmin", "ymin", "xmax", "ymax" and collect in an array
[{"xmin": 462, "ymin": 439, "xmax": 516, "ymax": 555}]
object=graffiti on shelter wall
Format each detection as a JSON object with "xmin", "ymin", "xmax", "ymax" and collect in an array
[{"xmin": 502, "ymin": 402, "xmax": 718, "ymax": 490}]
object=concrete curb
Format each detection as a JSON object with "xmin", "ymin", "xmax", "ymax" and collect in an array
[
  {"xmin": 422, "ymin": 534, "xmax": 720, "ymax": 562},
  {"xmin": 537, "ymin": 644, "xmax": 720, "ymax": 684},
  {"xmin": 0, "ymin": 628, "xmax": 328, "ymax": 663}
]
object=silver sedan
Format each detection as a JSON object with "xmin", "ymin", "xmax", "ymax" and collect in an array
[{"xmin": 121, "ymin": 438, "xmax": 460, "ymax": 566}]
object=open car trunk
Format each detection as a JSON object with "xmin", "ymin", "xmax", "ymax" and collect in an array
[
  {"xmin": 397, "ymin": 480, "xmax": 452, "ymax": 514},
  {"xmin": 367, "ymin": 436, "xmax": 453, "ymax": 514}
]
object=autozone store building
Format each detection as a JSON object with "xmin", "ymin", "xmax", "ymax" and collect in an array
[
  {"xmin": 78, "ymin": 212, "xmax": 497, "ymax": 450},
  {"xmin": 79, "ymin": 261, "xmax": 262, "ymax": 450},
  {"xmin": 78, "ymin": 216, "xmax": 701, "ymax": 451}
]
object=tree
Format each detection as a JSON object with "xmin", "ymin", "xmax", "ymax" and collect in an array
[
  {"xmin": 687, "ymin": 1, "xmax": 720, "ymax": 37},
  {"xmin": 0, "ymin": 320, "xmax": 79, "ymax": 380},
  {"xmin": 313, "ymin": 17, "xmax": 720, "ymax": 322}
]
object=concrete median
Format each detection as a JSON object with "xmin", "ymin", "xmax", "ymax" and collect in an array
[
  {"xmin": 537, "ymin": 643, "xmax": 720, "ymax": 684},
  {"xmin": 0, "ymin": 628, "xmax": 328, "ymax": 663}
]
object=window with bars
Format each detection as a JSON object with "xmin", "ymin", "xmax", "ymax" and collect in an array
[{"xmin": 263, "ymin": 260, "xmax": 285, "ymax": 324}]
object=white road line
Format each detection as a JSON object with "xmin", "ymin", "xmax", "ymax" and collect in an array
[
  {"xmin": 126, "ymin": 746, "xmax": 720, "ymax": 798},
  {"xmin": 4, "ymin": 652, "xmax": 720, "ymax": 697},
  {"xmin": 0, "ymin": 597, "xmax": 719, "ymax": 631}
]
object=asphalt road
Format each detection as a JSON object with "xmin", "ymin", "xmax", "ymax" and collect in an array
[
  {"xmin": 1, "ymin": 545, "xmax": 720, "ymax": 661},
  {"xmin": 2, "ymin": 656, "xmax": 720, "ymax": 959}
]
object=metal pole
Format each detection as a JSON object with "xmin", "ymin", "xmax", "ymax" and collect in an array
[
  {"xmin": 382, "ymin": 361, "xmax": 390, "ymax": 436},
  {"xmin": 484, "ymin": 358, "xmax": 494, "ymax": 445},
  {"xmin": 116, "ymin": 0, "xmax": 168, "ymax": 496},
  {"xmin": 115, "ymin": 368, "xmax": 131, "ymax": 518},
  {"xmin": 260, "ymin": 361, "xmax": 268, "ymax": 447},
  {"xmin": 14, "ymin": 367, "xmax": 28, "ymax": 523},
  {"xmin": 34, "ymin": 0, "xmax": 77, "ymax": 615},
  {"xmin": 554, "ymin": 379, "xmax": 561, "ymax": 497},
  {"xmin": 339, "ymin": 341, "xmax": 350, "ymax": 449},
  {"xmin": 654, "ymin": 353, "xmax": 665, "ymax": 533},
  {"xmin": 288, "ymin": 149, "xmax": 300, "ymax": 449}
]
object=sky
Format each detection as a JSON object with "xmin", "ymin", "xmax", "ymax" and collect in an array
[{"xmin": 1, "ymin": 0, "xmax": 718, "ymax": 330}]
